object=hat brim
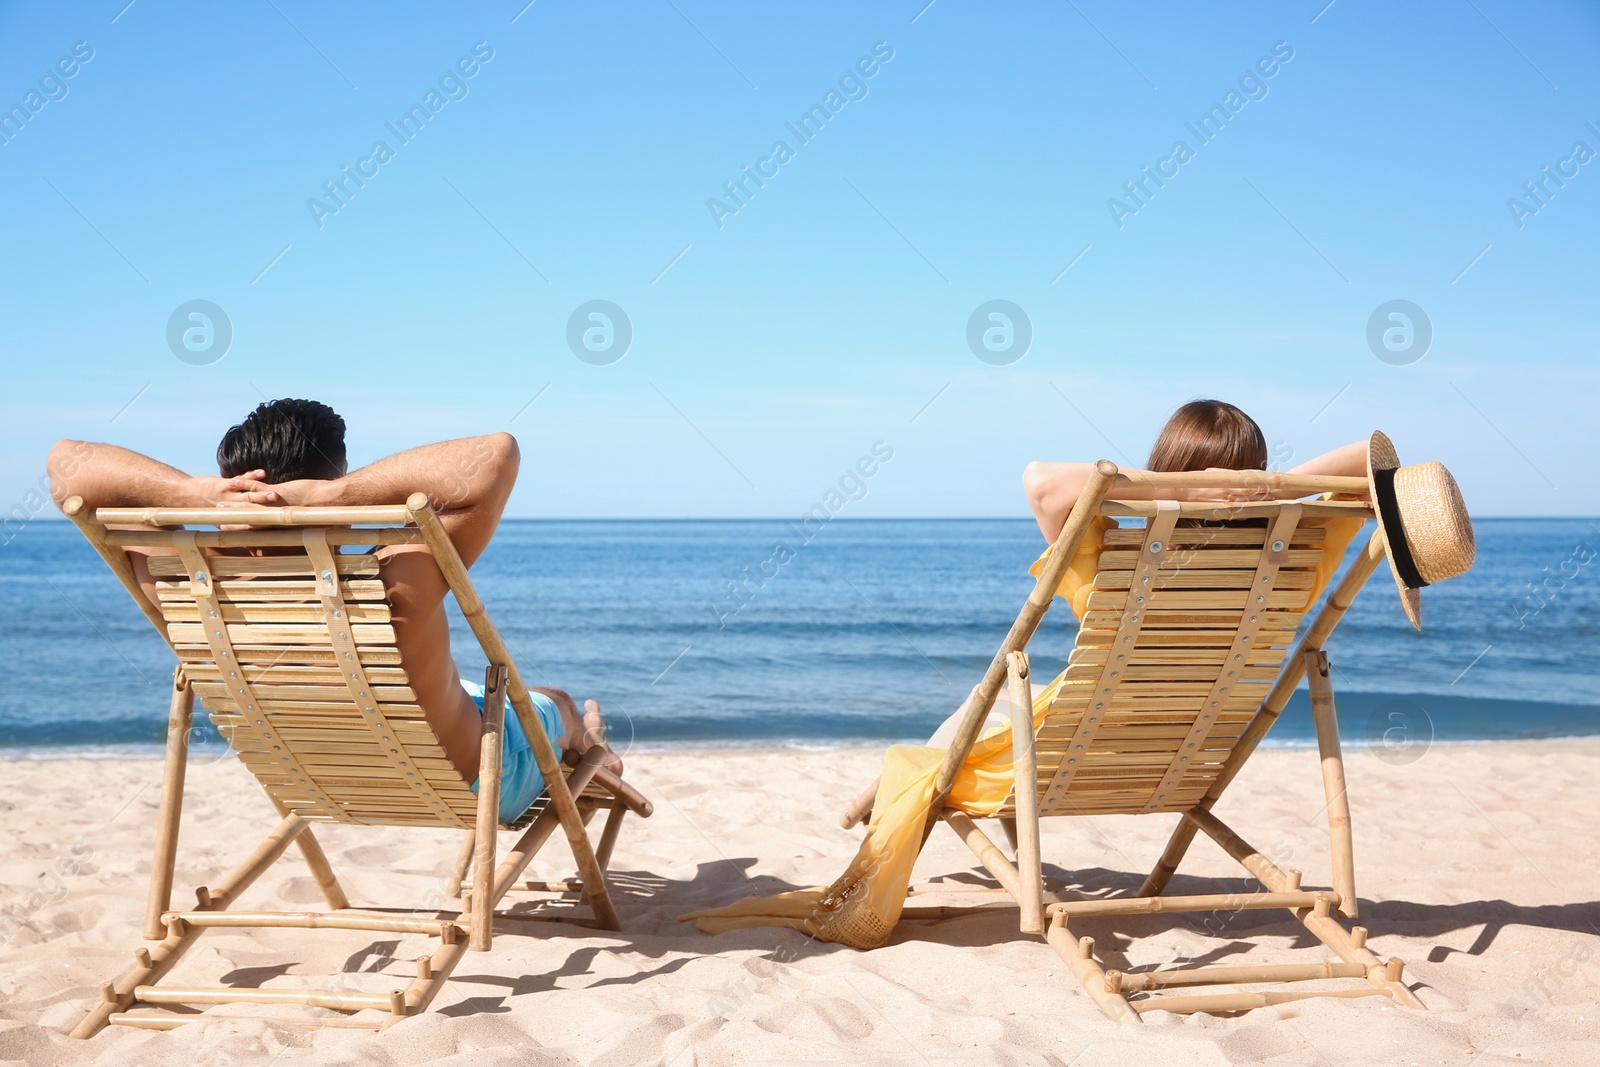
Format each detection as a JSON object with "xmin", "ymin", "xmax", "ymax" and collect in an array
[{"xmin": 1367, "ymin": 430, "xmax": 1423, "ymax": 630}]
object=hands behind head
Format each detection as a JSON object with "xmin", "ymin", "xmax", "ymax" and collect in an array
[
  {"xmin": 190, "ymin": 472, "xmax": 335, "ymax": 537},
  {"xmin": 192, "ymin": 470, "xmax": 279, "ymax": 507},
  {"xmin": 194, "ymin": 472, "xmax": 330, "ymax": 509},
  {"xmin": 1183, "ymin": 468, "xmax": 1282, "ymax": 503}
]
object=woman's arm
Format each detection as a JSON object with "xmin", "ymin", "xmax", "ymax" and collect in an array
[
  {"xmin": 1022, "ymin": 462, "xmax": 1099, "ymax": 542},
  {"xmin": 1286, "ymin": 440, "xmax": 1366, "ymax": 479},
  {"xmin": 1023, "ymin": 439, "xmax": 1370, "ymax": 541},
  {"xmin": 1022, "ymin": 460, "xmax": 1206, "ymax": 541}
]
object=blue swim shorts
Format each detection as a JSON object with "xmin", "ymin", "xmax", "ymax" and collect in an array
[{"xmin": 462, "ymin": 680, "xmax": 566, "ymax": 824}]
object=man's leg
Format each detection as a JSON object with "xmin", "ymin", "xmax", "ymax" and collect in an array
[{"xmin": 530, "ymin": 686, "xmax": 623, "ymax": 774}]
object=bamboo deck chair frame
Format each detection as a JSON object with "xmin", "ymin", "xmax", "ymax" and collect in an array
[
  {"xmin": 61, "ymin": 492, "xmax": 652, "ymax": 1037},
  {"xmin": 841, "ymin": 462, "xmax": 1423, "ymax": 1020}
]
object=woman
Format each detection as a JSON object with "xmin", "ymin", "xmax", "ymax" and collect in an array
[
  {"xmin": 685, "ymin": 400, "xmax": 1370, "ymax": 948},
  {"xmin": 930, "ymin": 399, "xmax": 1368, "ymax": 746}
]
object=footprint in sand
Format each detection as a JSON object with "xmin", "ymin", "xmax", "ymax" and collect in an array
[
  {"xmin": 275, "ymin": 876, "xmax": 327, "ymax": 904},
  {"xmin": 752, "ymin": 996, "xmax": 874, "ymax": 1040},
  {"xmin": 340, "ymin": 844, "xmax": 405, "ymax": 866},
  {"xmin": 0, "ymin": 1023, "xmax": 56, "ymax": 1063},
  {"xmin": 590, "ymin": 1013, "xmax": 693, "ymax": 1067},
  {"xmin": 48, "ymin": 902, "xmax": 102, "ymax": 935}
]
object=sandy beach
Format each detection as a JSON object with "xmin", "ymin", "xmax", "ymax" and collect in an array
[{"xmin": 2, "ymin": 739, "xmax": 1596, "ymax": 1066}]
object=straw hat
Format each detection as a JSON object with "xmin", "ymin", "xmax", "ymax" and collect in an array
[{"xmin": 1366, "ymin": 430, "xmax": 1476, "ymax": 629}]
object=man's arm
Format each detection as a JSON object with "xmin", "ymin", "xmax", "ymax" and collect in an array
[
  {"xmin": 50, "ymin": 432, "xmax": 520, "ymax": 566},
  {"xmin": 265, "ymin": 433, "xmax": 520, "ymax": 566},
  {"xmin": 47, "ymin": 440, "xmax": 284, "ymax": 610},
  {"xmin": 47, "ymin": 439, "xmax": 276, "ymax": 510}
]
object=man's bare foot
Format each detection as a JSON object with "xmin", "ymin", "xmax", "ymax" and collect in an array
[
  {"xmin": 530, "ymin": 685, "xmax": 623, "ymax": 775},
  {"xmin": 581, "ymin": 699, "xmax": 624, "ymax": 776}
]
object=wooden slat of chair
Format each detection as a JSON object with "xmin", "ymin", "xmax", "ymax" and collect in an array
[
  {"xmin": 209, "ymin": 702, "xmax": 429, "ymax": 721},
  {"xmin": 1060, "ymin": 663, "xmax": 1281, "ymax": 683},
  {"xmin": 1048, "ymin": 727, "xmax": 1244, "ymax": 749},
  {"xmin": 193, "ymin": 680, "xmax": 417, "ymax": 702},
  {"xmin": 177, "ymin": 644, "xmax": 406, "ymax": 667},
  {"xmin": 1095, "ymin": 568, "xmax": 1316, "ymax": 591},
  {"xmin": 166, "ymin": 622, "xmax": 398, "ymax": 646},
  {"xmin": 110, "ymin": 526, "xmax": 422, "ymax": 550},
  {"xmin": 1056, "ymin": 683, "xmax": 1211, "ymax": 699},
  {"xmin": 1085, "ymin": 587, "xmax": 1311, "ymax": 611},
  {"xmin": 283, "ymin": 760, "xmax": 459, "ymax": 780},
  {"xmin": 1080, "ymin": 609, "xmax": 1303, "ymax": 629},
  {"xmin": 162, "ymin": 602, "xmax": 395, "ymax": 624},
  {"xmin": 1068, "ymin": 645, "xmax": 1288, "ymax": 666},
  {"xmin": 155, "ymin": 577, "xmax": 389, "ymax": 601},
  {"xmin": 1100, "ymin": 498, "xmax": 1369, "ymax": 520},
  {"xmin": 182, "ymin": 663, "xmax": 411, "ymax": 685},
  {"xmin": 246, "ymin": 726, "xmax": 440, "ymax": 747},
  {"xmin": 1096, "ymin": 547, "xmax": 1325, "ymax": 569},
  {"xmin": 1074, "ymin": 628, "xmax": 1298, "ymax": 648},
  {"xmin": 147, "ymin": 553, "xmax": 382, "ymax": 577},
  {"xmin": 1102, "ymin": 525, "xmax": 1327, "ymax": 546},
  {"xmin": 1040, "ymin": 702, "xmax": 1260, "ymax": 724},
  {"xmin": 1071, "ymin": 649, "xmax": 1289, "ymax": 673}
]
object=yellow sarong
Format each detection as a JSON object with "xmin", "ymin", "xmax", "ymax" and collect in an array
[{"xmin": 682, "ymin": 514, "xmax": 1362, "ymax": 948}]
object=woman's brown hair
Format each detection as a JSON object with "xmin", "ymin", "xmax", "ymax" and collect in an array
[{"xmin": 1146, "ymin": 399, "xmax": 1267, "ymax": 473}]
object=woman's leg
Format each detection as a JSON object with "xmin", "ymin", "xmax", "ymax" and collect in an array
[{"xmin": 925, "ymin": 679, "xmax": 1035, "ymax": 748}]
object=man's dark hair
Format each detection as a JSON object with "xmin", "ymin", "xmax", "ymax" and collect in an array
[{"xmin": 217, "ymin": 399, "xmax": 347, "ymax": 482}]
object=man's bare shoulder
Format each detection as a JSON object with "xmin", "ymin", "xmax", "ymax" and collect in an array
[{"xmin": 373, "ymin": 544, "xmax": 449, "ymax": 615}]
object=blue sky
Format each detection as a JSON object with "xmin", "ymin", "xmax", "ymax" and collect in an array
[{"xmin": 1, "ymin": 0, "xmax": 1595, "ymax": 519}]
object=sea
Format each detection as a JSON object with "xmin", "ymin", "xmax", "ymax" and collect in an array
[{"xmin": 1, "ymin": 518, "xmax": 1595, "ymax": 762}]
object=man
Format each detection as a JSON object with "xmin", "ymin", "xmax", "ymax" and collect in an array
[{"xmin": 49, "ymin": 398, "xmax": 619, "ymax": 822}]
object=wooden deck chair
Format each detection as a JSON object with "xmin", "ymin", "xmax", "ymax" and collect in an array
[
  {"xmin": 61, "ymin": 493, "xmax": 652, "ymax": 1036},
  {"xmin": 841, "ymin": 463, "xmax": 1424, "ymax": 1020}
]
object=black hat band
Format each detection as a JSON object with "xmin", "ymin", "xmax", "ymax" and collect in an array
[{"xmin": 1373, "ymin": 465, "xmax": 1429, "ymax": 589}]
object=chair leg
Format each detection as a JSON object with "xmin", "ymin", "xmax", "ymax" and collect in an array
[
  {"xmin": 1138, "ymin": 814, "xmax": 1201, "ymax": 897},
  {"xmin": 569, "ymin": 782, "xmax": 621, "ymax": 929},
  {"xmin": 1187, "ymin": 808, "xmax": 1423, "ymax": 1009},
  {"xmin": 922, "ymin": 794, "xmax": 1415, "ymax": 1017},
  {"xmin": 1305, "ymin": 649, "xmax": 1358, "ymax": 919},
  {"xmin": 1044, "ymin": 914, "xmax": 1140, "ymax": 1023},
  {"xmin": 838, "ymin": 780, "xmax": 876, "ymax": 831},
  {"xmin": 1005, "ymin": 651, "xmax": 1044, "ymax": 934},
  {"xmin": 595, "ymin": 805, "xmax": 627, "ymax": 871},
  {"xmin": 841, "ymin": 776, "xmax": 879, "ymax": 829},
  {"xmin": 446, "ymin": 829, "xmax": 476, "ymax": 898},
  {"xmin": 291, "ymin": 826, "xmax": 349, "ymax": 911},
  {"xmin": 486, "ymin": 750, "xmax": 611, "ymax": 902},
  {"xmin": 470, "ymin": 665, "xmax": 509, "ymax": 952},
  {"xmin": 73, "ymin": 815, "xmax": 310, "ymax": 1039},
  {"xmin": 143, "ymin": 669, "xmax": 194, "ymax": 940},
  {"xmin": 259, "ymin": 797, "xmax": 349, "ymax": 910},
  {"xmin": 944, "ymin": 811, "xmax": 1026, "ymax": 899}
]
